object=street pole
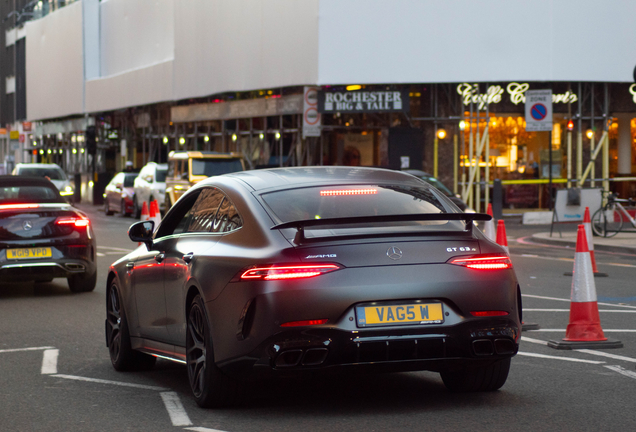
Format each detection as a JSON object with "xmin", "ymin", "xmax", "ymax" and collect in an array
[{"xmin": 549, "ymin": 130, "xmax": 553, "ymax": 211}]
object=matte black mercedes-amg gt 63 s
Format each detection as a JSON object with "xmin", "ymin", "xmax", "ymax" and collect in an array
[
  {"xmin": 106, "ymin": 167, "xmax": 521, "ymax": 407},
  {"xmin": 0, "ymin": 176, "xmax": 96, "ymax": 292}
]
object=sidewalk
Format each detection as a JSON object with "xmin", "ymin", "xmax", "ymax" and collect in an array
[{"xmin": 530, "ymin": 230, "xmax": 636, "ymax": 254}]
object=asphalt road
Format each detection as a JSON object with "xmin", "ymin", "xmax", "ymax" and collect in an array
[{"xmin": 2, "ymin": 206, "xmax": 636, "ymax": 432}]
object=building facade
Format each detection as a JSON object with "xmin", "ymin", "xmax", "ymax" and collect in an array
[{"xmin": 3, "ymin": 0, "xmax": 636, "ymax": 208}]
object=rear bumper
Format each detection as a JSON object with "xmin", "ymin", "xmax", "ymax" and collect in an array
[
  {"xmin": 218, "ymin": 318, "xmax": 519, "ymax": 379},
  {"xmin": 0, "ymin": 259, "xmax": 95, "ymax": 281}
]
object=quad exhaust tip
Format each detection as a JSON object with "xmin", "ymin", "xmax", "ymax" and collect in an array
[{"xmin": 275, "ymin": 348, "xmax": 329, "ymax": 368}]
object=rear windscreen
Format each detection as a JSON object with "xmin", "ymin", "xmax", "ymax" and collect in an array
[
  {"xmin": 156, "ymin": 169, "xmax": 168, "ymax": 182},
  {"xmin": 191, "ymin": 159, "xmax": 243, "ymax": 176},
  {"xmin": 261, "ymin": 184, "xmax": 462, "ymax": 232},
  {"xmin": 123, "ymin": 175, "xmax": 136, "ymax": 187},
  {"xmin": 18, "ymin": 167, "xmax": 66, "ymax": 180},
  {"xmin": 0, "ymin": 185, "xmax": 64, "ymax": 204}
]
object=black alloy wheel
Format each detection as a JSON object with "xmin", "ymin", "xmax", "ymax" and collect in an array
[
  {"xmin": 186, "ymin": 294, "xmax": 240, "ymax": 407},
  {"xmin": 104, "ymin": 198, "xmax": 114, "ymax": 216},
  {"xmin": 106, "ymin": 281, "xmax": 156, "ymax": 371}
]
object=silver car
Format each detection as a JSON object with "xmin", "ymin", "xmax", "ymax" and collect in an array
[{"xmin": 12, "ymin": 163, "xmax": 75, "ymax": 203}]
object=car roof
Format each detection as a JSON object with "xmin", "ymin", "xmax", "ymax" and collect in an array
[
  {"xmin": 15, "ymin": 163, "xmax": 63, "ymax": 169},
  {"xmin": 221, "ymin": 166, "xmax": 428, "ymax": 192},
  {"xmin": 168, "ymin": 151, "xmax": 242, "ymax": 160},
  {"xmin": 0, "ymin": 175, "xmax": 61, "ymax": 187}
]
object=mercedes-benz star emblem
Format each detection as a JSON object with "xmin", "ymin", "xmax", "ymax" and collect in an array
[
  {"xmin": 23, "ymin": 221, "xmax": 33, "ymax": 231},
  {"xmin": 386, "ymin": 246, "xmax": 403, "ymax": 260}
]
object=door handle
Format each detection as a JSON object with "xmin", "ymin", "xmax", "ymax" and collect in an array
[
  {"xmin": 154, "ymin": 253, "xmax": 165, "ymax": 263},
  {"xmin": 182, "ymin": 252, "xmax": 194, "ymax": 264},
  {"xmin": 126, "ymin": 262, "xmax": 134, "ymax": 269}
]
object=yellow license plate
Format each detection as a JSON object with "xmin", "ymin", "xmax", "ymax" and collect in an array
[
  {"xmin": 356, "ymin": 302, "xmax": 444, "ymax": 327},
  {"xmin": 7, "ymin": 247, "xmax": 52, "ymax": 259}
]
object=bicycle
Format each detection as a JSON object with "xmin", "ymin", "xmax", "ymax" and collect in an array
[{"xmin": 591, "ymin": 192, "xmax": 636, "ymax": 237}]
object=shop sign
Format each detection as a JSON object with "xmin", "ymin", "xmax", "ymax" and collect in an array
[
  {"xmin": 0, "ymin": 128, "xmax": 6, "ymax": 136},
  {"xmin": 318, "ymin": 89, "xmax": 409, "ymax": 114},
  {"xmin": 302, "ymin": 86, "xmax": 321, "ymax": 138},
  {"xmin": 628, "ymin": 84, "xmax": 636, "ymax": 103},
  {"xmin": 9, "ymin": 130, "xmax": 19, "ymax": 140},
  {"xmin": 19, "ymin": 134, "xmax": 25, "ymax": 143},
  {"xmin": 22, "ymin": 122, "xmax": 32, "ymax": 132},
  {"xmin": 457, "ymin": 82, "xmax": 577, "ymax": 109},
  {"xmin": 525, "ymin": 90, "xmax": 553, "ymax": 132}
]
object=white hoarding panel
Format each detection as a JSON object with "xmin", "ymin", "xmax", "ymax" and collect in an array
[
  {"xmin": 318, "ymin": 0, "xmax": 636, "ymax": 84},
  {"xmin": 173, "ymin": 0, "xmax": 319, "ymax": 100},
  {"xmin": 525, "ymin": 90, "xmax": 553, "ymax": 132},
  {"xmin": 26, "ymin": 2, "xmax": 84, "ymax": 121}
]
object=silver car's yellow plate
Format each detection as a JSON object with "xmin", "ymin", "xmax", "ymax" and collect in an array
[
  {"xmin": 356, "ymin": 302, "xmax": 444, "ymax": 327},
  {"xmin": 7, "ymin": 247, "xmax": 52, "ymax": 259}
]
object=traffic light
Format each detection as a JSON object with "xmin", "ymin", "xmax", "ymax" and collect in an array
[
  {"xmin": 567, "ymin": 120, "xmax": 574, "ymax": 131},
  {"xmin": 86, "ymin": 126, "xmax": 96, "ymax": 154}
]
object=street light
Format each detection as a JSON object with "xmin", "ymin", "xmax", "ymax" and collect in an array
[
  {"xmin": 586, "ymin": 129, "xmax": 594, "ymax": 139},
  {"xmin": 437, "ymin": 129, "xmax": 447, "ymax": 140}
]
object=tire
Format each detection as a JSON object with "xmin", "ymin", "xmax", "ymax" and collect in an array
[
  {"xmin": 441, "ymin": 358, "xmax": 511, "ymax": 392},
  {"xmin": 67, "ymin": 271, "xmax": 97, "ymax": 293},
  {"xmin": 104, "ymin": 199, "xmax": 114, "ymax": 216},
  {"xmin": 132, "ymin": 196, "xmax": 141, "ymax": 219},
  {"xmin": 187, "ymin": 294, "xmax": 241, "ymax": 408},
  {"xmin": 106, "ymin": 280, "xmax": 156, "ymax": 371},
  {"xmin": 591, "ymin": 207, "xmax": 622, "ymax": 238},
  {"xmin": 120, "ymin": 200, "xmax": 129, "ymax": 217}
]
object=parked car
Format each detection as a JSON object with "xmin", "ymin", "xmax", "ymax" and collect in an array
[
  {"xmin": 103, "ymin": 172, "xmax": 138, "ymax": 217},
  {"xmin": 133, "ymin": 162, "xmax": 168, "ymax": 218},
  {"xmin": 0, "ymin": 176, "xmax": 96, "ymax": 292},
  {"xmin": 165, "ymin": 151, "xmax": 245, "ymax": 211},
  {"xmin": 402, "ymin": 169, "xmax": 473, "ymax": 212},
  {"xmin": 12, "ymin": 163, "xmax": 75, "ymax": 203},
  {"xmin": 106, "ymin": 167, "xmax": 520, "ymax": 408}
]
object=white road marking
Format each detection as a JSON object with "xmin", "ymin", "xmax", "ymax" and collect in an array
[
  {"xmin": 522, "ymin": 294, "xmax": 636, "ymax": 309},
  {"xmin": 521, "ymin": 336, "xmax": 548, "ymax": 345},
  {"xmin": 185, "ymin": 428, "xmax": 228, "ymax": 432},
  {"xmin": 0, "ymin": 346, "xmax": 55, "ymax": 353},
  {"xmin": 96, "ymin": 252, "xmax": 106, "ymax": 257},
  {"xmin": 524, "ymin": 309, "xmax": 636, "ymax": 313},
  {"xmin": 525, "ymin": 329, "xmax": 636, "ymax": 332},
  {"xmin": 513, "ymin": 253, "xmax": 636, "ymax": 268},
  {"xmin": 41, "ymin": 349, "xmax": 58, "ymax": 374},
  {"xmin": 160, "ymin": 392, "xmax": 192, "ymax": 427},
  {"xmin": 605, "ymin": 365, "xmax": 636, "ymax": 380},
  {"xmin": 517, "ymin": 352, "xmax": 605, "ymax": 364},
  {"xmin": 52, "ymin": 374, "xmax": 168, "ymax": 391},
  {"xmin": 575, "ymin": 350, "xmax": 636, "ymax": 364}
]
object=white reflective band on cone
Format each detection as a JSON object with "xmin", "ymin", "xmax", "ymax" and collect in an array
[
  {"xmin": 571, "ymin": 251, "xmax": 597, "ymax": 303},
  {"xmin": 584, "ymin": 222, "xmax": 594, "ymax": 251}
]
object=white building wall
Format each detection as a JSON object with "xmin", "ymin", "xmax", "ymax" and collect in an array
[
  {"xmin": 25, "ymin": 0, "xmax": 636, "ymax": 121},
  {"xmin": 172, "ymin": 0, "xmax": 319, "ymax": 100},
  {"xmin": 25, "ymin": 1, "xmax": 84, "ymax": 121},
  {"xmin": 317, "ymin": 0, "xmax": 636, "ymax": 85}
]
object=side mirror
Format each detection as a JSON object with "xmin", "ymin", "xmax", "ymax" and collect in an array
[{"xmin": 128, "ymin": 220, "xmax": 155, "ymax": 250}]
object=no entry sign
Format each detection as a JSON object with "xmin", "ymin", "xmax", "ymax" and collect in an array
[{"xmin": 525, "ymin": 90, "xmax": 553, "ymax": 132}]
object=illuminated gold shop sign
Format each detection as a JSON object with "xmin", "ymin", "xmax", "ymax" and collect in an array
[
  {"xmin": 457, "ymin": 83, "xmax": 578, "ymax": 109},
  {"xmin": 628, "ymin": 84, "xmax": 636, "ymax": 103}
]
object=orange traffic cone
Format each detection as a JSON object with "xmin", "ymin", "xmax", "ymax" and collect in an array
[
  {"xmin": 140, "ymin": 201, "xmax": 149, "ymax": 222},
  {"xmin": 496, "ymin": 220, "xmax": 509, "ymax": 254},
  {"xmin": 483, "ymin": 203, "xmax": 496, "ymax": 242},
  {"xmin": 150, "ymin": 200, "xmax": 161, "ymax": 228},
  {"xmin": 564, "ymin": 207, "xmax": 608, "ymax": 277},
  {"xmin": 548, "ymin": 225, "xmax": 622, "ymax": 349}
]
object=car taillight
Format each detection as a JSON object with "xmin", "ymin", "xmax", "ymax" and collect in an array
[
  {"xmin": 448, "ymin": 255, "xmax": 512, "ymax": 270},
  {"xmin": 280, "ymin": 319, "xmax": 328, "ymax": 327},
  {"xmin": 55, "ymin": 216, "xmax": 90, "ymax": 228},
  {"xmin": 240, "ymin": 264, "xmax": 342, "ymax": 281},
  {"xmin": 0, "ymin": 204, "xmax": 40, "ymax": 210}
]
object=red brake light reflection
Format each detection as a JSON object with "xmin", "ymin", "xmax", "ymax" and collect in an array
[
  {"xmin": 280, "ymin": 319, "xmax": 328, "ymax": 327},
  {"xmin": 320, "ymin": 188, "xmax": 377, "ymax": 196},
  {"xmin": 449, "ymin": 255, "xmax": 512, "ymax": 270},
  {"xmin": 240, "ymin": 264, "xmax": 341, "ymax": 281},
  {"xmin": 471, "ymin": 311, "xmax": 509, "ymax": 317}
]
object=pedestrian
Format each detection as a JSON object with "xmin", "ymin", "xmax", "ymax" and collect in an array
[{"xmin": 343, "ymin": 146, "xmax": 361, "ymax": 166}]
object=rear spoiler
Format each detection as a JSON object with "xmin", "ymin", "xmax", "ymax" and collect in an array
[{"xmin": 271, "ymin": 213, "xmax": 491, "ymax": 243}]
